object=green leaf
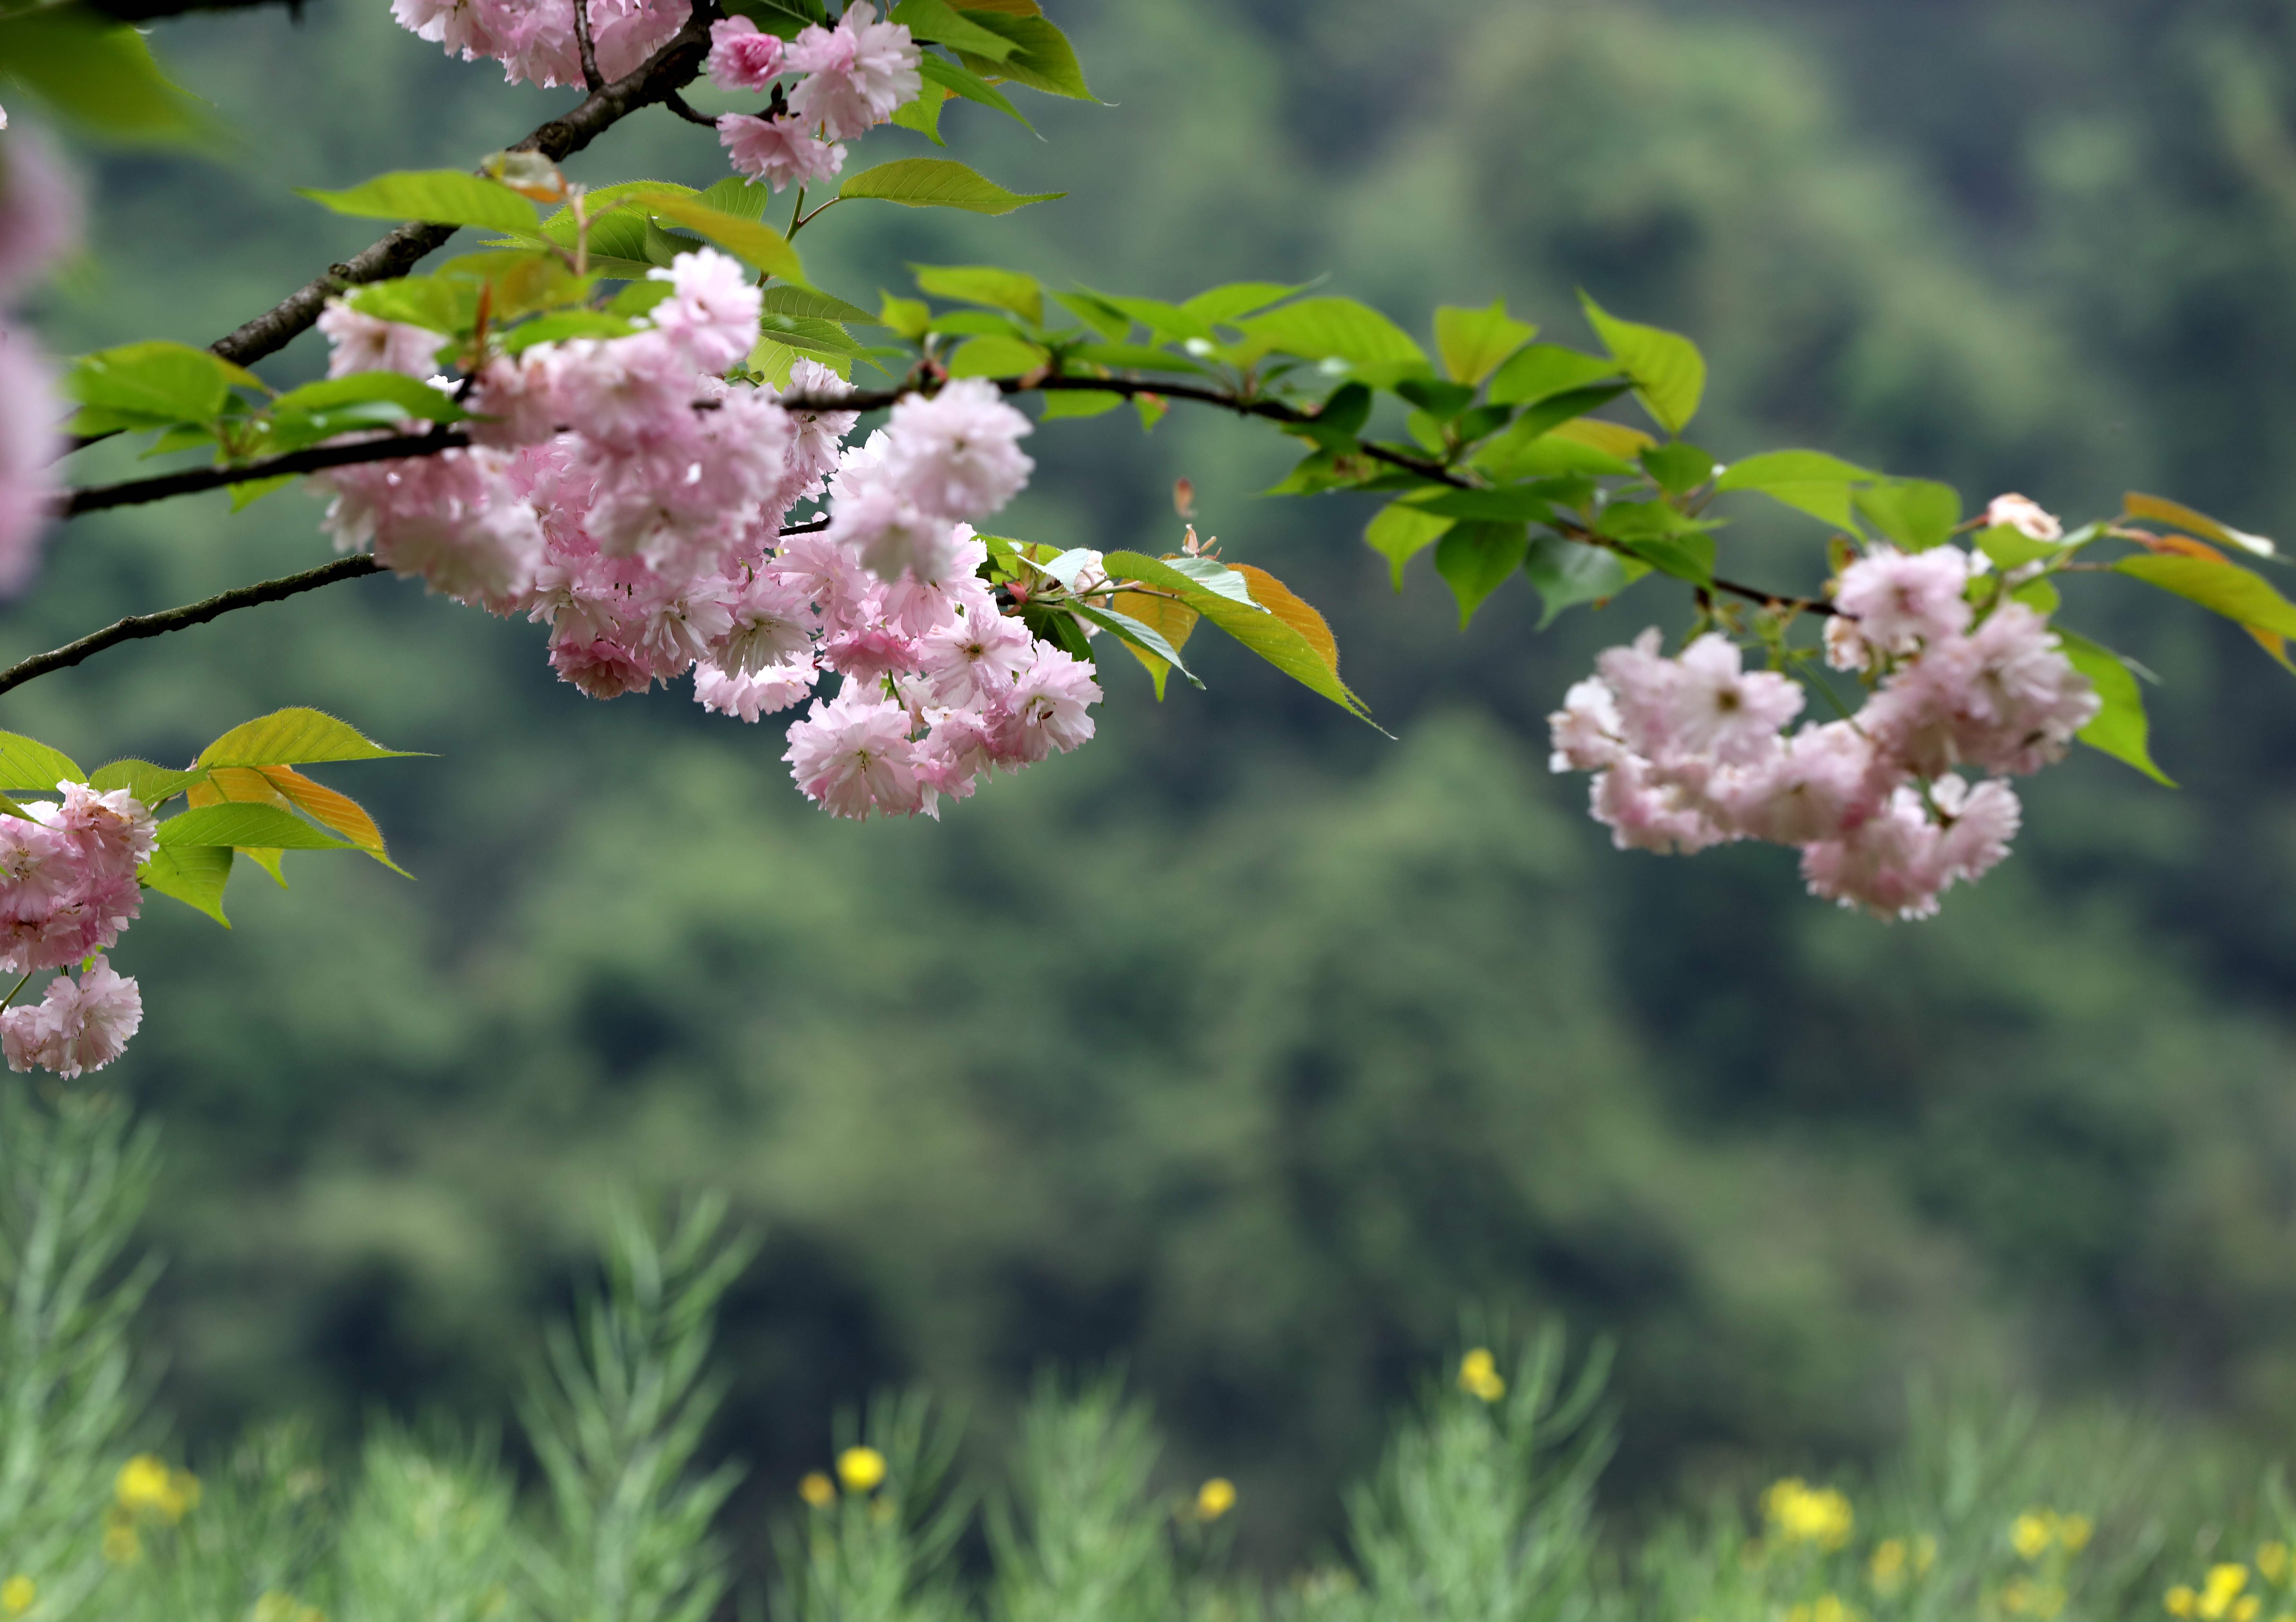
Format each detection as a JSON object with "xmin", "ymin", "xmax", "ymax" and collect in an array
[
  {"xmin": 1102, "ymin": 551, "xmax": 1380, "ymax": 726},
  {"xmin": 2056, "ymin": 630, "xmax": 2174, "ymax": 785},
  {"xmin": 1523, "ymin": 536, "xmax": 1639, "ymax": 628},
  {"xmin": 1485, "ymin": 344, "xmax": 1620, "ymax": 406},
  {"xmin": 156, "ymin": 804, "xmax": 355, "ymax": 851},
  {"xmin": 1435, "ymin": 521, "xmax": 1530, "ymax": 628},
  {"xmin": 891, "ymin": 0, "xmax": 1018, "ymax": 57},
  {"xmin": 67, "ymin": 341, "xmax": 250, "ymax": 426},
  {"xmin": 1853, "ymin": 478, "xmax": 1963, "ymax": 551},
  {"xmin": 2116, "ymin": 554, "xmax": 2296, "ymax": 639},
  {"xmin": 1070, "ymin": 603, "xmax": 1203, "ymax": 688},
  {"xmin": 1039, "ymin": 389, "xmax": 1122, "ymax": 420},
  {"xmin": 1133, "ymin": 393, "xmax": 1168, "ymax": 433},
  {"xmin": 1434, "ymin": 301, "xmax": 1535, "ymax": 386},
  {"xmin": 917, "ymin": 52, "xmax": 1034, "ymax": 129},
  {"xmin": 1641, "ymin": 443, "xmax": 1719, "ymax": 495},
  {"xmin": 1052, "ymin": 290, "xmax": 1130, "ymax": 340},
  {"xmin": 88, "ymin": 759, "xmax": 205, "ymax": 807},
  {"xmin": 229, "ymin": 475, "xmax": 295, "ymax": 510},
  {"xmin": 761, "ymin": 286, "xmax": 879, "ymax": 327},
  {"xmin": 196, "ymin": 708, "xmax": 418, "ymax": 768},
  {"xmin": 348, "ymin": 275, "xmax": 475, "ymax": 335},
  {"xmin": 297, "ymin": 169, "xmax": 540, "ymax": 234},
  {"xmin": 1066, "ymin": 341, "xmax": 1209, "ymax": 375},
  {"xmin": 2124, "ymin": 491, "xmax": 2275, "ymax": 558},
  {"xmin": 501, "ymin": 311, "xmax": 637, "ymax": 353},
  {"xmin": 1073, "ymin": 289, "xmax": 1212, "ymax": 345},
  {"xmin": 1577, "ymin": 294, "xmax": 1705, "ymax": 434},
  {"xmin": 0, "ymin": 7, "xmax": 207, "ymax": 144},
  {"xmin": 839, "ymin": 158, "xmax": 1063, "ymax": 216},
  {"xmin": 947, "ymin": 334, "xmax": 1048, "ymax": 378},
  {"xmin": 695, "ymin": 175, "xmax": 774, "ymax": 220},
  {"xmin": 1182, "ymin": 281, "xmax": 1307, "ymax": 326},
  {"xmin": 1714, "ymin": 450, "xmax": 1876, "ymax": 529},
  {"xmin": 954, "ymin": 11, "xmax": 1096, "ymax": 100},
  {"xmin": 1408, "ymin": 484, "xmax": 1561, "ymax": 524},
  {"xmin": 1364, "ymin": 502, "xmax": 1453, "ymax": 591},
  {"xmin": 628, "ymin": 189, "xmax": 807, "ymax": 281},
  {"xmin": 879, "ymin": 293, "xmax": 933, "ymax": 342},
  {"xmin": 1975, "ymin": 523, "xmax": 2063, "ymax": 571},
  {"xmin": 139, "ymin": 846, "xmax": 233, "ymax": 926},
  {"xmin": 913, "ymin": 263, "xmax": 1043, "ymax": 324},
  {"xmin": 270, "ymin": 373, "xmax": 470, "ymax": 424},
  {"xmin": 0, "ymin": 733, "xmax": 85, "ymax": 793},
  {"xmin": 1237, "ymin": 297, "xmax": 1427, "ymax": 370},
  {"xmin": 892, "ymin": 82, "xmax": 951, "ymax": 144}
]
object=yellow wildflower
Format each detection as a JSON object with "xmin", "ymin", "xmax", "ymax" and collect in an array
[
  {"xmin": 1764, "ymin": 1478, "xmax": 1855, "ymax": 1551},
  {"xmin": 1871, "ymin": 1538, "xmax": 1907, "ymax": 1591},
  {"xmin": 1, "ymin": 1577, "xmax": 32, "ymax": 1617},
  {"xmin": 2061, "ymin": 1515, "xmax": 2093, "ymax": 1554},
  {"xmin": 798, "ymin": 1471, "xmax": 836, "ymax": 1508},
  {"xmin": 2237, "ymin": 1601, "xmax": 2263, "ymax": 1622},
  {"xmin": 2169, "ymin": 1589, "xmax": 2200, "ymax": 1618},
  {"xmin": 1914, "ymin": 1535, "xmax": 1937, "ymax": 1575},
  {"xmin": 114, "ymin": 1456, "xmax": 197, "ymax": 1523},
  {"xmin": 1787, "ymin": 1595, "xmax": 1859, "ymax": 1622},
  {"xmin": 100, "ymin": 1521, "xmax": 140, "ymax": 1566},
  {"xmin": 836, "ymin": 1446, "xmax": 887, "ymax": 1494},
  {"xmin": 1196, "ymin": 1478, "xmax": 1237, "ymax": 1520},
  {"xmin": 2262, "ymin": 1545, "xmax": 2291, "ymax": 1585},
  {"xmin": 1458, "ymin": 1349, "xmax": 1506, "ymax": 1404},
  {"xmin": 2015, "ymin": 1511, "xmax": 2058, "ymax": 1562},
  {"xmin": 2203, "ymin": 1567, "xmax": 2254, "ymax": 1622},
  {"xmin": 2003, "ymin": 1578, "xmax": 2069, "ymax": 1619}
]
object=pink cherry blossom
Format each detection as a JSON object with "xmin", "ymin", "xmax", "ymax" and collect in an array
[
  {"xmin": 1984, "ymin": 492, "xmax": 2063, "ymax": 543},
  {"xmin": 707, "ymin": 15, "xmax": 787, "ymax": 91},
  {"xmin": 785, "ymin": 688, "xmax": 933, "ymax": 819},
  {"xmin": 991, "ymin": 646, "xmax": 1101, "ymax": 764},
  {"xmin": 0, "ymin": 329, "xmax": 59, "ymax": 597},
  {"xmin": 1547, "ymin": 677, "xmax": 1629, "ymax": 774},
  {"xmin": 647, "ymin": 247, "xmax": 763, "ymax": 374},
  {"xmin": 1831, "ymin": 545, "xmax": 1973, "ymax": 661},
  {"xmin": 695, "ymin": 653, "xmax": 817, "ymax": 721},
  {"xmin": 0, "ymin": 132, "xmax": 78, "ymax": 303},
  {"xmin": 1709, "ymin": 722, "xmax": 1877, "ymax": 846},
  {"xmin": 880, "ymin": 379, "xmax": 1035, "ymax": 519},
  {"xmin": 1588, "ymin": 756, "xmax": 1734, "ymax": 855},
  {"xmin": 920, "ymin": 604, "xmax": 1033, "ymax": 707},
  {"xmin": 0, "ymin": 956, "xmax": 142, "ymax": 1079},
  {"xmin": 717, "ymin": 113, "xmax": 846, "ymax": 191},
  {"xmin": 316, "ymin": 298, "xmax": 447, "ymax": 379},
  {"xmin": 784, "ymin": 1, "xmax": 921, "ymax": 140}
]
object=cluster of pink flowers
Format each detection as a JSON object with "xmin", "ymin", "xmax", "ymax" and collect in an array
[
  {"xmin": 388, "ymin": 0, "xmax": 691, "ymax": 89},
  {"xmin": 1549, "ymin": 528, "xmax": 2099, "ymax": 918},
  {"xmin": 0, "ymin": 783, "xmax": 155, "ymax": 1078},
  {"xmin": 707, "ymin": 4, "xmax": 920, "ymax": 191},
  {"xmin": 0, "ymin": 132, "xmax": 75, "ymax": 597},
  {"xmin": 313, "ymin": 246, "xmax": 1101, "ymax": 820}
]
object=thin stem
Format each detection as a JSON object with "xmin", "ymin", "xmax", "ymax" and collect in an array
[
  {"xmin": 785, "ymin": 185, "xmax": 807, "ymax": 240},
  {"xmin": 662, "ymin": 89, "xmax": 719, "ymax": 128},
  {"xmin": 790, "ymin": 196, "xmax": 843, "ymax": 235},
  {"xmin": 0, "ymin": 972, "xmax": 34, "ymax": 1013},
  {"xmin": 58, "ymin": 430, "xmax": 472, "ymax": 519},
  {"xmin": 0, "ymin": 556, "xmax": 388, "ymax": 701},
  {"xmin": 200, "ymin": 10, "xmax": 715, "ymax": 373},
  {"xmin": 570, "ymin": 0, "xmax": 604, "ymax": 91}
]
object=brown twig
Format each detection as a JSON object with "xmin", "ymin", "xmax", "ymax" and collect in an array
[
  {"xmin": 59, "ymin": 430, "xmax": 473, "ymax": 518},
  {"xmin": 205, "ymin": 8, "xmax": 716, "ymax": 371},
  {"xmin": 663, "ymin": 89, "xmax": 720, "ymax": 128},
  {"xmin": 570, "ymin": 0, "xmax": 604, "ymax": 91},
  {"xmin": 0, "ymin": 556, "xmax": 389, "ymax": 700}
]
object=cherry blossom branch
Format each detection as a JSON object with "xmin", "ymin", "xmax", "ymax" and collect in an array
[
  {"xmin": 205, "ymin": 7, "xmax": 717, "ymax": 370},
  {"xmin": 0, "ymin": 556, "xmax": 388, "ymax": 700},
  {"xmin": 57, "ymin": 430, "xmax": 473, "ymax": 518}
]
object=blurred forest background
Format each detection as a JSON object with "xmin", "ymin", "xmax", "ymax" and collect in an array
[{"xmin": 17, "ymin": 0, "xmax": 2296, "ymax": 1580}]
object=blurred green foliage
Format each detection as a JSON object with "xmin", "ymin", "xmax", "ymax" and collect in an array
[{"xmin": 15, "ymin": 0, "xmax": 2296, "ymax": 1583}]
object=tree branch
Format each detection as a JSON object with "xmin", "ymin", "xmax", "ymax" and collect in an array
[
  {"xmin": 0, "ymin": 556, "xmax": 387, "ymax": 701},
  {"xmin": 570, "ymin": 0, "xmax": 604, "ymax": 92},
  {"xmin": 205, "ymin": 8, "xmax": 716, "ymax": 370},
  {"xmin": 58, "ymin": 430, "xmax": 472, "ymax": 518}
]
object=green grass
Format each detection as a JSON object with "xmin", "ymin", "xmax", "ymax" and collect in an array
[{"xmin": 4, "ymin": 1088, "xmax": 2289, "ymax": 1622}]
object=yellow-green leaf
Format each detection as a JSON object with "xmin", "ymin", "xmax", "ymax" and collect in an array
[
  {"xmin": 297, "ymin": 169, "xmax": 540, "ymax": 235},
  {"xmin": 2124, "ymin": 491, "xmax": 2275, "ymax": 558},
  {"xmin": 0, "ymin": 732, "xmax": 84, "ymax": 793},
  {"xmin": 839, "ymin": 159, "xmax": 1064, "ymax": 216},
  {"xmin": 1434, "ymin": 301, "xmax": 1536, "ymax": 386},
  {"xmin": 139, "ymin": 846, "xmax": 233, "ymax": 926},
  {"xmin": 1578, "ymin": 293, "xmax": 1705, "ymax": 434},
  {"xmin": 2116, "ymin": 554, "xmax": 2296, "ymax": 641},
  {"xmin": 196, "ymin": 708, "xmax": 419, "ymax": 769}
]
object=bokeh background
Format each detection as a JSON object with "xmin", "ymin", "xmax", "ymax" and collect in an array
[{"xmin": 18, "ymin": 0, "xmax": 2296, "ymax": 1579}]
